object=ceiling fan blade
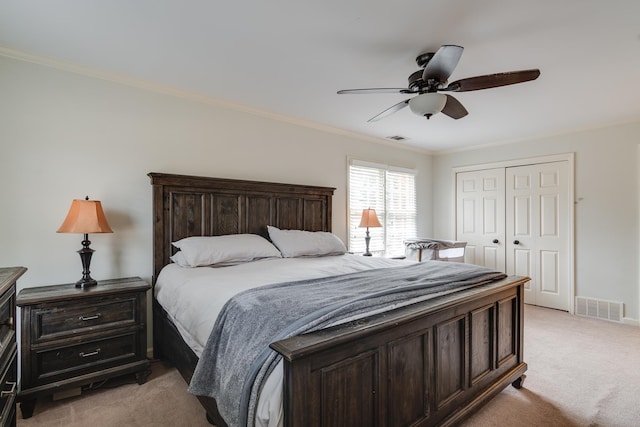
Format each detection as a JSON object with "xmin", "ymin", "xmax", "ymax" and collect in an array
[
  {"xmin": 441, "ymin": 95, "xmax": 468, "ymax": 119},
  {"xmin": 367, "ymin": 99, "xmax": 410, "ymax": 122},
  {"xmin": 422, "ymin": 45, "xmax": 464, "ymax": 83},
  {"xmin": 337, "ymin": 88, "xmax": 415, "ymax": 95},
  {"xmin": 444, "ymin": 69, "xmax": 540, "ymax": 92}
]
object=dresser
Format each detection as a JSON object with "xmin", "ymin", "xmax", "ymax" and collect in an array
[
  {"xmin": 0, "ymin": 267, "xmax": 26, "ymax": 427},
  {"xmin": 17, "ymin": 277, "xmax": 150, "ymax": 419}
]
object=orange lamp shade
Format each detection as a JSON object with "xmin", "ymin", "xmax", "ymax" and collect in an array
[
  {"xmin": 358, "ymin": 208, "xmax": 382, "ymax": 228},
  {"xmin": 57, "ymin": 199, "xmax": 113, "ymax": 234}
]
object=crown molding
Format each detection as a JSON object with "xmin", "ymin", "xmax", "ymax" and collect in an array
[{"xmin": 0, "ymin": 45, "xmax": 432, "ymax": 155}]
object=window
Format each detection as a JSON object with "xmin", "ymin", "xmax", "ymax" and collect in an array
[{"xmin": 348, "ymin": 160, "xmax": 417, "ymax": 257}]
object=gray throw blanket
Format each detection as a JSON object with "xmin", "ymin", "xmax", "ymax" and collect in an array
[{"xmin": 188, "ymin": 261, "xmax": 506, "ymax": 427}]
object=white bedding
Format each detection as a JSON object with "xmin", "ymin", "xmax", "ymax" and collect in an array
[{"xmin": 155, "ymin": 254, "xmax": 416, "ymax": 427}]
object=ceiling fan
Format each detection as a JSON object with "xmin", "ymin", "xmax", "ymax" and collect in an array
[{"xmin": 337, "ymin": 44, "xmax": 540, "ymax": 122}]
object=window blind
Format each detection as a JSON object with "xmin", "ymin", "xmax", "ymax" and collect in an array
[{"xmin": 349, "ymin": 161, "xmax": 417, "ymax": 257}]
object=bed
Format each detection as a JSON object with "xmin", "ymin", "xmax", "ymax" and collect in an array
[{"xmin": 149, "ymin": 172, "xmax": 529, "ymax": 427}]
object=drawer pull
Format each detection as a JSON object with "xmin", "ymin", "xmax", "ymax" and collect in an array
[
  {"xmin": 79, "ymin": 348, "xmax": 101, "ymax": 358},
  {"xmin": 0, "ymin": 382, "xmax": 16, "ymax": 398},
  {"xmin": 79, "ymin": 313, "xmax": 101, "ymax": 321}
]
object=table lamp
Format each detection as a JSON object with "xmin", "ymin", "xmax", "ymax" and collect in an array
[
  {"xmin": 57, "ymin": 196, "xmax": 113, "ymax": 288},
  {"xmin": 358, "ymin": 208, "xmax": 382, "ymax": 256}
]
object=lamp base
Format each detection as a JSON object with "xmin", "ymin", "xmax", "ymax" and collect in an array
[
  {"xmin": 76, "ymin": 234, "xmax": 98, "ymax": 288},
  {"xmin": 363, "ymin": 230, "xmax": 373, "ymax": 256},
  {"xmin": 75, "ymin": 277, "xmax": 98, "ymax": 288}
]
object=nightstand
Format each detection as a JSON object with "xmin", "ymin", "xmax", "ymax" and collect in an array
[{"xmin": 16, "ymin": 277, "xmax": 151, "ymax": 419}]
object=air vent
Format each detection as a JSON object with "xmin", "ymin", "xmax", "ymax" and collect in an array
[
  {"xmin": 386, "ymin": 135, "xmax": 407, "ymax": 141},
  {"xmin": 575, "ymin": 296, "xmax": 623, "ymax": 322}
]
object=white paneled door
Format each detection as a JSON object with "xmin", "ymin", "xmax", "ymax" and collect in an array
[
  {"xmin": 456, "ymin": 159, "xmax": 571, "ymax": 311},
  {"xmin": 456, "ymin": 168, "xmax": 506, "ymax": 271},
  {"xmin": 506, "ymin": 162, "xmax": 570, "ymax": 310}
]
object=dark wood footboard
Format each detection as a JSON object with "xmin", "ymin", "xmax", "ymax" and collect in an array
[{"xmin": 270, "ymin": 276, "xmax": 528, "ymax": 427}]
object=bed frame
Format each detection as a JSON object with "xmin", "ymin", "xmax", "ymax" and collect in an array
[{"xmin": 149, "ymin": 172, "xmax": 528, "ymax": 427}]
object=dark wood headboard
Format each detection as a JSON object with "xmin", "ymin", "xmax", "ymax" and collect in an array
[{"xmin": 148, "ymin": 173, "xmax": 335, "ymax": 285}]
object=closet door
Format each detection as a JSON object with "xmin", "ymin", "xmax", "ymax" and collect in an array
[
  {"xmin": 456, "ymin": 168, "xmax": 506, "ymax": 271},
  {"xmin": 506, "ymin": 161, "xmax": 570, "ymax": 311}
]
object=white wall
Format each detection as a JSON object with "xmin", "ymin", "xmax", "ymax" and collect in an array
[
  {"xmin": 432, "ymin": 124, "xmax": 640, "ymax": 322},
  {"xmin": 0, "ymin": 55, "xmax": 433, "ymax": 290}
]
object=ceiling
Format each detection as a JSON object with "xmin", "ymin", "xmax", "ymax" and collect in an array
[{"xmin": 1, "ymin": 1, "xmax": 639, "ymax": 152}]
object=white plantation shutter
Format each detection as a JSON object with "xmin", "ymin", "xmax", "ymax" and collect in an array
[
  {"xmin": 349, "ymin": 161, "xmax": 417, "ymax": 257},
  {"xmin": 349, "ymin": 164, "xmax": 385, "ymax": 254},
  {"xmin": 385, "ymin": 169, "xmax": 417, "ymax": 256}
]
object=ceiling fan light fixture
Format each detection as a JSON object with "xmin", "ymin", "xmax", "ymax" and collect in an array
[
  {"xmin": 338, "ymin": 44, "xmax": 540, "ymax": 122},
  {"xmin": 409, "ymin": 93, "xmax": 447, "ymax": 119}
]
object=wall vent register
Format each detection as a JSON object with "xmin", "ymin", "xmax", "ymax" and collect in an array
[{"xmin": 575, "ymin": 296, "xmax": 623, "ymax": 322}]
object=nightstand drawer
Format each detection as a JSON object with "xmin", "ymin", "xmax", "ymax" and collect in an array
[
  {"xmin": 0, "ymin": 292, "xmax": 11, "ymax": 326},
  {"xmin": 0, "ymin": 354, "xmax": 17, "ymax": 427},
  {"xmin": 33, "ymin": 332, "xmax": 140, "ymax": 384},
  {"xmin": 0, "ymin": 333, "xmax": 15, "ymax": 377},
  {"xmin": 32, "ymin": 296, "xmax": 138, "ymax": 343}
]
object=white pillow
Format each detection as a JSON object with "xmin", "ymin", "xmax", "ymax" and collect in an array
[
  {"xmin": 170, "ymin": 250, "xmax": 190, "ymax": 267},
  {"xmin": 171, "ymin": 234, "xmax": 281, "ymax": 267},
  {"xmin": 267, "ymin": 226, "xmax": 347, "ymax": 258}
]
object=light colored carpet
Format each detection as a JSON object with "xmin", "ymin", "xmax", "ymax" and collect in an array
[
  {"xmin": 17, "ymin": 361, "xmax": 210, "ymax": 427},
  {"xmin": 18, "ymin": 305, "xmax": 640, "ymax": 426},
  {"xmin": 462, "ymin": 305, "xmax": 640, "ymax": 427}
]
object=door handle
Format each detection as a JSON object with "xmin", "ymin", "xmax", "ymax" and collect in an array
[
  {"xmin": 513, "ymin": 240, "xmax": 520, "ymax": 245},
  {"xmin": 492, "ymin": 239, "xmax": 499, "ymax": 244}
]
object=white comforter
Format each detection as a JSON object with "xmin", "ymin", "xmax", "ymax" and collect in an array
[{"xmin": 155, "ymin": 254, "xmax": 416, "ymax": 427}]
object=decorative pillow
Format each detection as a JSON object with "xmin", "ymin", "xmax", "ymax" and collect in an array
[
  {"xmin": 171, "ymin": 234, "xmax": 281, "ymax": 267},
  {"xmin": 267, "ymin": 225, "xmax": 347, "ymax": 258},
  {"xmin": 170, "ymin": 250, "xmax": 190, "ymax": 267}
]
